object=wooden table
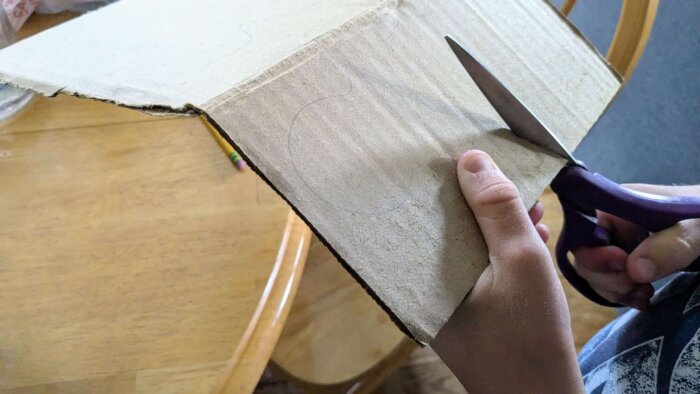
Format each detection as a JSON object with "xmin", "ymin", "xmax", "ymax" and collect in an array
[{"xmin": 0, "ymin": 94, "xmax": 310, "ymax": 393}]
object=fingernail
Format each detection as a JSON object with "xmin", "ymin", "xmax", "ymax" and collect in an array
[
  {"xmin": 609, "ymin": 259, "xmax": 625, "ymax": 271},
  {"xmin": 462, "ymin": 151, "xmax": 494, "ymax": 173},
  {"xmin": 635, "ymin": 258, "xmax": 657, "ymax": 282}
]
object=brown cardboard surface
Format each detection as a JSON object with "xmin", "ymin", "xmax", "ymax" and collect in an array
[
  {"xmin": 201, "ymin": 0, "xmax": 620, "ymax": 342},
  {"xmin": 0, "ymin": 0, "xmax": 620, "ymax": 343}
]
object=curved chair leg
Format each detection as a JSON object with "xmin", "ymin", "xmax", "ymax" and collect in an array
[
  {"xmin": 558, "ymin": 0, "xmax": 659, "ymax": 80},
  {"xmin": 270, "ymin": 236, "xmax": 417, "ymax": 393},
  {"xmin": 607, "ymin": 0, "xmax": 658, "ymax": 80},
  {"xmin": 560, "ymin": 0, "xmax": 577, "ymax": 17},
  {"xmin": 211, "ymin": 211, "xmax": 311, "ymax": 394}
]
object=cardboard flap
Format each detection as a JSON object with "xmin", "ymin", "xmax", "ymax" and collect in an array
[{"xmin": 0, "ymin": 0, "xmax": 382, "ymax": 110}]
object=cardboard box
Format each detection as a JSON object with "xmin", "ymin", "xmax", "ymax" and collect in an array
[{"xmin": 0, "ymin": 0, "xmax": 620, "ymax": 343}]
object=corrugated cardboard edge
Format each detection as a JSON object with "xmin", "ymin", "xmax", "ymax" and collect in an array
[
  {"xmin": 0, "ymin": 69, "xmax": 199, "ymax": 115},
  {"xmin": 542, "ymin": 0, "xmax": 625, "ymax": 151},
  {"xmin": 0, "ymin": 77, "xmax": 196, "ymax": 116},
  {"xmin": 203, "ymin": 0, "xmax": 401, "ymax": 112},
  {"xmin": 544, "ymin": 0, "xmax": 622, "ymax": 84},
  {"xmin": 0, "ymin": 0, "xmax": 620, "ymax": 115}
]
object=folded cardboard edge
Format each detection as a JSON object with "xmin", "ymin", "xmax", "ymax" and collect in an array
[
  {"xmin": 202, "ymin": 0, "xmax": 400, "ymax": 113},
  {"xmin": 203, "ymin": 0, "xmax": 621, "ymax": 114},
  {"xmin": 544, "ymin": 0, "xmax": 622, "ymax": 84},
  {"xmin": 0, "ymin": 0, "xmax": 619, "ymax": 116},
  {"xmin": 1, "ymin": 0, "xmax": 619, "ymax": 119}
]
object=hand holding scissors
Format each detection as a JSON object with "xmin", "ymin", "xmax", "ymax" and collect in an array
[{"xmin": 446, "ymin": 36, "xmax": 700, "ymax": 307}]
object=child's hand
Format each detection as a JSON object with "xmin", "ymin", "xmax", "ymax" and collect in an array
[
  {"xmin": 432, "ymin": 150, "xmax": 582, "ymax": 393},
  {"xmin": 573, "ymin": 184, "xmax": 700, "ymax": 309}
]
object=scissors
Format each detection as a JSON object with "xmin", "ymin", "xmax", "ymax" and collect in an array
[{"xmin": 445, "ymin": 35, "xmax": 700, "ymax": 306}]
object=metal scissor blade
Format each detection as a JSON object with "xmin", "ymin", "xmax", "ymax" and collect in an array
[{"xmin": 445, "ymin": 35, "xmax": 576, "ymax": 163}]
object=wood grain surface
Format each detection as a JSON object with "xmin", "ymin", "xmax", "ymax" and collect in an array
[
  {"xmin": 0, "ymin": 95, "xmax": 291, "ymax": 392},
  {"xmin": 212, "ymin": 213, "xmax": 311, "ymax": 394}
]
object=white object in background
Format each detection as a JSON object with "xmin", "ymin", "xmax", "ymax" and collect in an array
[
  {"xmin": 0, "ymin": 0, "xmax": 39, "ymax": 31},
  {"xmin": 0, "ymin": 0, "xmax": 115, "ymax": 123},
  {"xmin": 36, "ymin": 0, "xmax": 117, "ymax": 14},
  {"xmin": 0, "ymin": 3, "xmax": 33, "ymax": 123}
]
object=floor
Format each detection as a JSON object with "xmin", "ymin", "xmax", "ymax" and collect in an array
[
  {"xmin": 372, "ymin": 347, "xmax": 465, "ymax": 394},
  {"xmin": 253, "ymin": 346, "xmax": 465, "ymax": 394},
  {"xmin": 257, "ymin": 273, "xmax": 616, "ymax": 394},
  {"xmin": 256, "ymin": 280, "xmax": 615, "ymax": 393}
]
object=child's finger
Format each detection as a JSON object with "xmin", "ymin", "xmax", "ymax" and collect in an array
[
  {"xmin": 627, "ymin": 218, "xmax": 700, "ymax": 283},
  {"xmin": 572, "ymin": 262, "xmax": 637, "ymax": 296},
  {"xmin": 456, "ymin": 150, "xmax": 546, "ymax": 272},
  {"xmin": 596, "ymin": 285, "xmax": 652, "ymax": 310},
  {"xmin": 597, "ymin": 211, "xmax": 648, "ymax": 252},
  {"xmin": 528, "ymin": 200, "xmax": 544, "ymax": 225},
  {"xmin": 574, "ymin": 245, "xmax": 628, "ymax": 273},
  {"xmin": 535, "ymin": 223, "xmax": 549, "ymax": 243}
]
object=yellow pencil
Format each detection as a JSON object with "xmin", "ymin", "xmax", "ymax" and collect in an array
[{"xmin": 202, "ymin": 117, "xmax": 246, "ymax": 170}]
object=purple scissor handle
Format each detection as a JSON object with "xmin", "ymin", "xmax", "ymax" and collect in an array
[{"xmin": 551, "ymin": 163, "xmax": 700, "ymax": 306}]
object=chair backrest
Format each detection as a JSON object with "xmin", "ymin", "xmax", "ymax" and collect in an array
[{"xmin": 561, "ymin": 0, "xmax": 659, "ymax": 80}]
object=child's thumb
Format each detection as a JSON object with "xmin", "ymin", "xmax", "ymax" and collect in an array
[
  {"xmin": 627, "ymin": 218, "xmax": 700, "ymax": 283},
  {"xmin": 457, "ymin": 150, "xmax": 544, "ymax": 267}
]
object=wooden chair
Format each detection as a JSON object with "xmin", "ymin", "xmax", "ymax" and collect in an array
[
  {"xmin": 271, "ymin": 238, "xmax": 415, "ymax": 394},
  {"xmin": 210, "ymin": 212, "xmax": 311, "ymax": 393},
  {"xmin": 561, "ymin": 0, "xmax": 658, "ymax": 79},
  {"xmin": 266, "ymin": 1, "xmax": 659, "ymax": 392}
]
